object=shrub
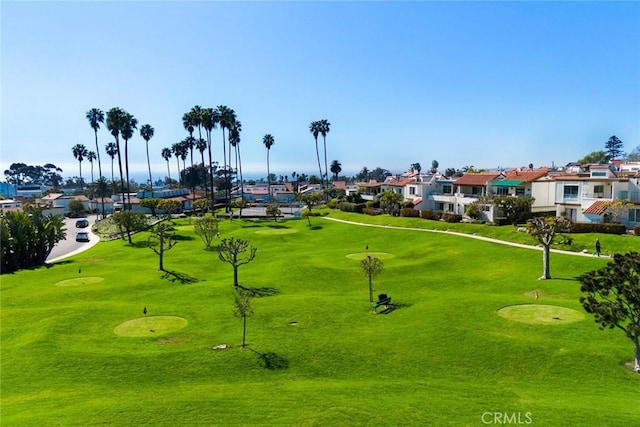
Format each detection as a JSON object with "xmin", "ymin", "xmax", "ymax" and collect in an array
[
  {"xmin": 420, "ymin": 210, "xmax": 442, "ymax": 221},
  {"xmin": 443, "ymin": 213, "xmax": 462, "ymax": 223},
  {"xmin": 635, "ymin": 225, "xmax": 640, "ymax": 236},
  {"xmin": 400, "ymin": 207, "xmax": 420, "ymax": 217},
  {"xmin": 340, "ymin": 202, "xmax": 357, "ymax": 212},
  {"xmin": 568, "ymin": 222, "xmax": 627, "ymax": 235},
  {"xmin": 327, "ymin": 198, "xmax": 341, "ymax": 209},
  {"xmin": 492, "ymin": 217, "xmax": 512, "ymax": 226},
  {"xmin": 363, "ymin": 208, "xmax": 382, "ymax": 216}
]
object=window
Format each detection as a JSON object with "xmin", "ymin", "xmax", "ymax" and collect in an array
[
  {"xmin": 442, "ymin": 184, "xmax": 452, "ymax": 194},
  {"xmin": 409, "ymin": 186, "xmax": 416, "ymax": 195},
  {"xmin": 592, "ymin": 171, "xmax": 607, "ymax": 177},
  {"xmin": 593, "ymin": 185, "xmax": 604, "ymax": 197},
  {"xmin": 471, "ymin": 186, "xmax": 483, "ymax": 195},
  {"xmin": 563, "ymin": 185, "xmax": 579, "ymax": 199},
  {"xmin": 496, "ymin": 187, "xmax": 509, "ymax": 196},
  {"xmin": 629, "ymin": 209, "xmax": 640, "ymax": 223}
]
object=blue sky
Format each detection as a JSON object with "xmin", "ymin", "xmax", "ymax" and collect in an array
[{"xmin": 2, "ymin": 1, "xmax": 639, "ymax": 183}]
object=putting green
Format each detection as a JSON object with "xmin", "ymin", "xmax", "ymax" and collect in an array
[
  {"xmin": 497, "ymin": 304, "xmax": 585, "ymax": 325},
  {"xmin": 114, "ymin": 316, "xmax": 188, "ymax": 337},
  {"xmin": 255, "ymin": 229, "xmax": 298, "ymax": 235},
  {"xmin": 55, "ymin": 277, "xmax": 104, "ymax": 287},
  {"xmin": 345, "ymin": 252, "xmax": 395, "ymax": 260}
]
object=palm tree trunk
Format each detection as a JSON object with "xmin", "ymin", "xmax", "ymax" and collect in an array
[
  {"xmin": 145, "ymin": 142, "xmax": 153, "ymax": 198},
  {"xmin": 267, "ymin": 150, "xmax": 271, "ymax": 202},
  {"xmin": 314, "ymin": 137, "xmax": 323, "ymax": 188},
  {"xmin": 238, "ymin": 146, "xmax": 244, "ymax": 218},
  {"xmin": 78, "ymin": 161, "xmax": 83, "ymax": 192},
  {"xmin": 323, "ymin": 135, "xmax": 329, "ymax": 189},
  {"xmin": 166, "ymin": 160, "xmax": 171, "ymax": 180},
  {"xmin": 125, "ymin": 139, "xmax": 131, "ymax": 210}
]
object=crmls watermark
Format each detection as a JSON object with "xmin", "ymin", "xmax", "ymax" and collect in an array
[{"xmin": 481, "ymin": 412, "xmax": 533, "ymax": 425}]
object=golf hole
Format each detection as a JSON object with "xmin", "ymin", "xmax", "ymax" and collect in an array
[
  {"xmin": 497, "ymin": 304, "xmax": 584, "ymax": 325},
  {"xmin": 114, "ymin": 316, "xmax": 188, "ymax": 337}
]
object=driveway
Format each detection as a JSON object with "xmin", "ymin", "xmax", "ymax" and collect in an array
[{"xmin": 46, "ymin": 214, "xmax": 101, "ymax": 263}]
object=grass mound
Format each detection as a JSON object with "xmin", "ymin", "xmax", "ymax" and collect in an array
[
  {"xmin": 114, "ymin": 316, "xmax": 188, "ymax": 337},
  {"xmin": 497, "ymin": 304, "xmax": 585, "ymax": 324},
  {"xmin": 345, "ymin": 251, "xmax": 395, "ymax": 260},
  {"xmin": 55, "ymin": 277, "xmax": 104, "ymax": 287}
]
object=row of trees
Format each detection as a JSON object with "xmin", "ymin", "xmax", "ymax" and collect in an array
[{"xmin": 0, "ymin": 209, "xmax": 66, "ymax": 274}]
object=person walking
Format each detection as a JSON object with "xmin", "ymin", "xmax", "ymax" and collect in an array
[{"xmin": 594, "ymin": 239, "xmax": 601, "ymax": 257}]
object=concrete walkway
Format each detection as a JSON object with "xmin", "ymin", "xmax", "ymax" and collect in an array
[{"xmin": 321, "ymin": 216, "xmax": 605, "ymax": 258}]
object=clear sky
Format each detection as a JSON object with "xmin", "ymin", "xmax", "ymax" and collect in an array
[{"xmin": 2, "ymin": 1, "xmax": 639, "ymax": 183}]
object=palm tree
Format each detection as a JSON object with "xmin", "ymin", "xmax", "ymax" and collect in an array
[
  {"xmin": 262, "ymin": 134, "xmax": 275, "ymax": 201},
  {"xmin": 72, "ymin": 144, "xmax": 88, "ymax": 191},
  {"xmin": 182, "ymin": 111, "xmax": 196, "ymax": 166},
  {"xmin": 172, "ymin": 142, "xmax": 184, "ymax": 185},
  {"xmin": 319, "ymin": 119, "xmax": 331, "ymax": 188},
  {"xmin": 309, "ymin": 121, "xmax": 324, "ymax": 188},
  {"xmin": 229, "ymin": 121, "xmax": 243, "ymax": 200},
  {"xmin": 216, "ymin": 105, "xmax": 236, "ymax": 212},
  {"xmin": 140, "ymin": 124, "xmax": 155, "ymax": 188},
  {"xmin": 86, "ymin": 108, "xmax": 104, "ymax": 182},
  {"xmin": 120, "ymin": 112, "xmax": 138, "ymax": 209},
  {"xmin": 87, "ymin": 151, "xmax": 97, "ymax": 183},
  {"xmin": 200, "ymin": 107, "xmax": 217, "ymax": 202},
  {"xmin": 105, "ymin": 142, "xmax": 118, "ymax": 195},
  {"xmin": 106, "ymin": 107, "xmax": 126, "ymax": 205},
  {"xmin": 195, "ymin": 137, "xmax": 208, "ymax": 190},
  {"xmin": 161, "ymin": 147, "xmax": 172, "ymax": 181},
  {"xmin": 330, "ymin": 160, "xmax": 342, "ymax": 180}
]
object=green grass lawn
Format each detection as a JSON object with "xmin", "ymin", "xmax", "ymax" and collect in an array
[{"xmin": 1, "ymin": 213, "xmax": 638, "ymax": 426}]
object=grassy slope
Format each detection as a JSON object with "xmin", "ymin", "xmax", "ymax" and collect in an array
[{"xmin": 1, "ymin": 213, "xmax": 638, "ymax": 426}]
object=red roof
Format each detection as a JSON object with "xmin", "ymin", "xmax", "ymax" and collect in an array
[
  {"xmin": 583, "ymin": 200, "xmax": 611, "ymax": 215},
  {"xmin": 454, "ymin": 172, "xmax": 502, "ymax": 186},
  {"xmin": 503, "ymin": 168, "xmax": 549, "ymax": 182}
]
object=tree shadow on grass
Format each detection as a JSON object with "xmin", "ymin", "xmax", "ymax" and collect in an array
[
  {"xmin": 236, "ymin": 284, "xmax": 280, "ymax": 297},
  {"xmin": 162, "ymin": 269, "xmax": 199, "ymax": 284},
  {"xmin": 376, "ymin": 301, "xmax": 412, "ymax": 315},
  {"xmin": 308, "ymin": 225, "xmax": 323, "ymax": 230},
  {"xmin": 266, "ymin": 224, "xmax": 289, "ymax": 229},
  {"xmin": 247, "ymin": 348, "xmax": 289, "ymax": 370},
  {"xmin": 172, "ymin": 235, "xmax": 195, "ymax": 241}
]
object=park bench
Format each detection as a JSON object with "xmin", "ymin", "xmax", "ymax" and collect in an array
[{"xmin": 372, "ymin": 293, "xmax": 392, "ymax": 312}]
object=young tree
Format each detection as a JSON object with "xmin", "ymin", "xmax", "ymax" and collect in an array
[
  {"xmin": 146, "ymin": 224, "xmax": 176, "ymax": 271},
  {"xmin": 112, "ymin": 210, "xmax": 147, "ymax": 244},
  {"xmin": 193, "ymin": 198, "xmax": 211, "ymax": 214},
  {"xmin": 158, "ymin": 199, "xmax": 182, "ymax": 219},
  {"xmin": 215, "ymin": 237, "xmax": 257, "ymax": 287},
  {"xmin": 580, "ymin": 252, "xmax": 640, "ymax": 373},
  {"xmin": 493, "ymin": 196, "xmax": 534, "ymax": 225},
  {"xmin": 604, "ymin": 199, "xmax": 633, "ymax": 223},
  {"xmin": 193, "ymin": 216, "xmax": 220, "ymax": 249},
  {"xmin": 233, "ymin": 288, "xmax": 254, "ymax": 348},
  {"xmin": 139, "ymin": 198, "xmax": 161, "ymax": 216},
  {"xmin": 296, "ymin": 192, "xmax": 323, "ymax": 226},
  {"xmin": 361, "ymin": 255, "xmax": 384, "ymax": 302},
  {"xmin": 377, "ymin": 190, "xmax": 403, "ymax": 215},
  {"xmin": 266, "ymin": 204, "xmax": 281, "ymax": 222},
  {"xmin": 526, "ymin": 216, "xmax": 571, "ymax": 279}
]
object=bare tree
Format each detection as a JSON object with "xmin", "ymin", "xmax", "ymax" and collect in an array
[
  {"xmin": 233, "ymin": 288, "xmax": 254, "ymax": 348},
  {"xmin": 526, "ymin": 216, "xmax": 571, "ymax": 280},
  {"xmin": 193, "ymin": 216, "xmax": 220, "ymax": 249},
  {"xmin": 215, "ymin": 237, "xmax": 257, "ymax": 287},
  {"xmin": 146, "ymin": 224, "xmax": 176, "ymax": 271}
]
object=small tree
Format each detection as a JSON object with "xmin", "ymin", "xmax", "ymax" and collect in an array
[
  {"xmin": 604, "ymin": 199, "xmax": 633, "ymax": 223},
  {"xmin": 604, "ymin": 135, "xmax": 625, "ymax": 160},
  {"xmin": 377, "ymin": 190, "xmax": 403, "ymax": 215},
  {"xmin": 580, "ymin": 252, "xmax": 640, "ymax": 373},
  {"xmin": 233, "ymin": 288, "xmax": 254, "ymax": 348},
  {"xmin": 193, "ymin": 216, "xmax": 219, "ymax": 249},
  {"xmin": 146, "ymin": 223, "xmax": 176, "ymax": 271},
  {"xmin": 158, "ymin": 199, "xmax": 182, "ymax": 219},
  {"xmin": 361, "ymin": 255, "xmax": 384, "ymax": 302},
  {"xmin": 193, "ymin": 198, "xmax": 211, "ymax": 215},
  {"xmin": 296, "ymin": 192, "xmax": 322, "ymax": 226},
  {"xmin": 139, "ymin": 198, "xmax": 161, "ymax": 216},
  {"xmin": 493, "ymin": 196, "xmax": 534, "ymax": 225},
  {"xmin": 526, "ymin": 216, "xmax": 571, "ymax": 280},
  {"xmin": 215, "ymin": 237, "xmax": 257, "ymax": 287},
  {"xmin": 266, "ymin": 204, "xmax": 281, "ymax": 222},
  {"xmin": 112, "ymin": 210, "xmax": 147, "ymax": 244},
  {"xmin": 67, "ymin": 199, "xmax": 86, "ymax": 217}
]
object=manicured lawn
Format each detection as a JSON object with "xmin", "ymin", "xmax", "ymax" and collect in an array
[{"xmin": 1, "ymin": 213, "xmax": 637, "ymax": 426}]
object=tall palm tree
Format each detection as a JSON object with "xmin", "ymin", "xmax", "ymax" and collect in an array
[
  {"xmin": 319, "ymin": 119, "xmax": 331, "ymax": 189},
  {"xmin": 309, "ymin": 121, "xmax": 324, "ymax": 188},
  {"xmin": 229, "ymin": 121, "xmax": 243, "ymax": 200},
  {"xmin": 161, "ymin": 147, "xmax": 172, "ymax": 181},
  {"xmin": 195, "ymin": 137, "xmax": 208, "ymax": 191},
  {"xmin": 200, "ymin": 107, "xmax": 217, "ymax": 201},
  {"xmin": 178, "ymin": 139, "xmax": 189, "ymax": 177},
  {"xmin": 182, "ymin": 111, "xmax": 196, "ymax": 166},
  {"xmin": 72, "ymin": 144, "xmax": 88, "ymax": 191},
  {"xmin": 330, "ymin": 160, "xmax": 342, "ymax": 180},
  {"xmin": 140, "ymin": 124, "xmax": 155, "ymax": 188},
  {"xmin": 105, "ymin": 142, "xmax": 118, "ymax": 195},
  {"xmin": 172, "ymin": 142, "xmax": 183, "ymax": 185},
  {"xmin": 87, "ymin": 151, "xmax": 97, "ymax": 183},
  {"xmin": 215, "ymin": 105, "xmax": 236, "ymax": 212},
  {"xmin": 263, "ymin": 134, "xmax": 274, "ymax": 201},
  {"xmin": 86, "ymin": 108, "xmax": 104, "ymax": 182},
  {"xmin": 106, "ymin": 107, "xmax": 126, "ymax": 205},
  {"xmin": 120, "ymin": 112, "xmax": 138, "ymax": 209}
]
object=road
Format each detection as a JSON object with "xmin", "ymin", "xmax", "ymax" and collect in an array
[{"xmin": 47, "ymin": 214, "xmax": 101, "ymax": 263}]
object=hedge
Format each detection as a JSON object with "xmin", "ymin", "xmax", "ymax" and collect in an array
[
  {"xmin": 420, "ymin": 210, "xmax": 442, "ymax": 221},
  {"xmin": 363, "ymin": 208, "xmax": 383, "ymax": 216},
  {"xmin": 568, "ymin": 222, "xmax": 627, "ymax": 235},
  {"xmin": 400, "ymin": 208, "xmax": 420, "ymax": 217},
  {"xmin": 443, "ymin": 213, "xmax": 463, "ymax": 223}
]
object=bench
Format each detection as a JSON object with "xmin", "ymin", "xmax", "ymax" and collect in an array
[{"xmin": 372, "ymin": 293, "xmax": 392, "ymax": 312}]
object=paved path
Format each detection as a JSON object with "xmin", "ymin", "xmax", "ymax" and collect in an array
[
  {"xmin": 321, "ymin": 216, "xmax": 604, "ymax": 258},
  {"xmin": 47, "ymin": 215, "xmax": 101, "ymax": 263}
]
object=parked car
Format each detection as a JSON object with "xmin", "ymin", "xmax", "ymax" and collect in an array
[
  {"xmin": 75, "ymin": 231, "xmax": 90, "ymax": 242},
  {"xmin": 75, "ymin": 218, "xmax": 89, "ymax": 228}
]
